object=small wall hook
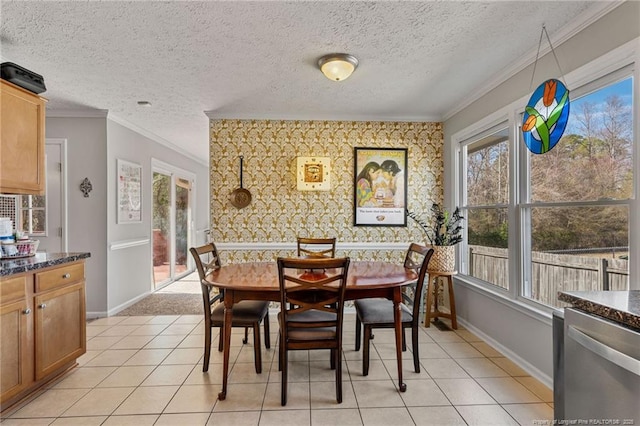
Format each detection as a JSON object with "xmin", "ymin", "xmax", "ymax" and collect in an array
[{"xmin": 80, "ymin": 177, "xmax": 93, "ymax": 197}]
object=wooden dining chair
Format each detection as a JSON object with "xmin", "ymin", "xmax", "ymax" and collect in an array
[
  {"xmin": 297, "ymin": 237, "xmax": 337, "ymax": 258},
  {"xmin": 354, "ymin": 243, "xmax": 433, "ymax": 375},
  {"xmin": 190, "ymin": 243, "xmax": 270, "ymax": 374},
  {"xmin": 277, "ymin": 256, "xmax": 350, "ymax": 405}
]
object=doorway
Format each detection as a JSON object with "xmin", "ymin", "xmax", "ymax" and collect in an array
[{"xmin": 152, "ymin": 160, "xmax": 195, "ymax": 288}]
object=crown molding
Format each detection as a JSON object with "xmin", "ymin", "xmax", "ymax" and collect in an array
[
  {"xmin": 46, "ymin": 108, "xmax": 108, "ymax": 118},
  {"xmin": 443, "ymin": 1, "xmax": 625, "ymax": 121},
  {"xmin": 108, "ymin": 113, "xmax": 208, "ymax": 167},
  {"xmin": 204, "ymin": 111, "xmax": 442, "ymax": 123}
]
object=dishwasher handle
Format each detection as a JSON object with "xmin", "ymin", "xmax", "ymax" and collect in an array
[{"xmin": 568, "ymin": 325, "xmax": 640, "ymax": 376}]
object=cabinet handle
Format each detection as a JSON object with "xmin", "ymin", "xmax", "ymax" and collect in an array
[
  {"xmin": 39, "ymin": 303, "xmax": 46, "ymax": 309},
  {"xmin": 23, "ymin": 308, "xmax": 31, "ymax": 315},
  {"xmin": 62, "ymin": 273, "xmax": 71, "ymax": 279}
]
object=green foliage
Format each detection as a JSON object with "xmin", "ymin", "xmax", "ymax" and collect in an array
[{"xmin": 407, "ymin": 203, "xmax": 464, "ymax": 246}]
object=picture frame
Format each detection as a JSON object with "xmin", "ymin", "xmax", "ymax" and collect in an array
[
  {"xmin": 117, "ymin": 158, "xmax": 142, "ymax": 224},
  {"xmin": 354, "ymin": 147, "xmax": 408, "ymax": 226}
]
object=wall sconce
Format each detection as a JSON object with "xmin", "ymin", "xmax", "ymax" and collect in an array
[
  {"xmin": 297, "ymin": 157, "xmax": 331, "ymax": 191},
  {"xmin": 318, "ymin": 53, "xmax": 358, "ymax": 81},
  {"xmin": 80, "ymin": 177, "xmax": 93, "ymax": 197}
]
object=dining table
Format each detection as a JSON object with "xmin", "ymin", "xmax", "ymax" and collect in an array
[{"xmin": 205, "ymin": 260, "xmax": 418, "ymax": 400}]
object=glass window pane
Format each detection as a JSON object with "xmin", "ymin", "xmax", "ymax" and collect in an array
[
  {"xmin": 467, "ymin": 207, "xmax": 509, "ymax": 289},
  {"xmin": 525, "ymin": 205, "xmax": 629, "ymax": 307},
  {"xmin": 531, "ymin": 78, "xmax": 633, "ymax": 203},
  {"xmin": 31, "ymin": 209, "xmax": 46, "ymax": 234},
  {"xmin": 466, "ymin": 128, "xmax": 509, "ymax": 206},
  {"xmin": 31, "ymin": 195, "xmax": 46, "ymax": 208}
]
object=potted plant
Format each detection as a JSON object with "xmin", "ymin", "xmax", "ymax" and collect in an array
[{"xmin": 406, "ymin": 203, "xmax": 464, "ymax": 272}]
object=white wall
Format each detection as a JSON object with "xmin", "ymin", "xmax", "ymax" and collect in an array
[
  {"xmin": 106, "ymin": 119, "xmax": 209, "ymax": 315},
  {"xmin": 46, "ymin": 115, "xmax": 108, "ymax": 315},
  {"xmin": 443, "ymin": 2, "xmax": 640, "ymax": 386},
  {"xmin": 46, "ymin": 114, "xmax": 209, "ymax": 317}
]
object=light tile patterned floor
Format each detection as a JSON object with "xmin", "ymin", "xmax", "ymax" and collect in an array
[{"xmin": 2, "ymin": 301, "xmax": 553, "ymax": 425}]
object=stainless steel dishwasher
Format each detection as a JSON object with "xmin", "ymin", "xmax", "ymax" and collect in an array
[{"xmin": 563, "ymin": 308, "xmax": 640, "ymax": 422}]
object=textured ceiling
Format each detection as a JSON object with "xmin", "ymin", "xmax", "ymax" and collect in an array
[{"xmin": 0, "ymin": 1, "xmax": 615, "ymax": 162}]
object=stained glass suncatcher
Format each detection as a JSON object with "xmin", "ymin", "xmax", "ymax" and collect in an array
[{"xmin": 522, "ymin": 78, "xmax": 570, "ymax": 154}]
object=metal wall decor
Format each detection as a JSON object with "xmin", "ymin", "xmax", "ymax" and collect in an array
[{"xmin": 80, "ymin": 177, "xmax": 92, "ymax": 197}]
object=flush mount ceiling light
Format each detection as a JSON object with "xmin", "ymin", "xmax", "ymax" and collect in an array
[
  {"xmin": 318, "ymin": 53, "xmax": 358, "ymax": 81},
  {"xmin": 137, "ymin": 101, "xmax": 152, "ymax": 107}
]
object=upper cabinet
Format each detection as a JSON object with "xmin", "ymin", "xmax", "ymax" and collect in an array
[{"xmin": 0, "ymin": 80, "xmax": 46, "ymax": 195}]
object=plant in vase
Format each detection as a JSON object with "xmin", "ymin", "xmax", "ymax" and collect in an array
[{"xmin": 406, "ymin": 203, "xmax": 464, "ymax": 272}]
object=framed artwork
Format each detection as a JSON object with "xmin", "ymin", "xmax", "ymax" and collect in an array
[
  {"xmin": 117, "ymin": 158, "xmax": 142, "ymax": 224},
  {"xmin": 354, "ymin": 147, "xmax": 408, "ymax": 226},
  {"xmin": 297, "ymin": 156, "xmax": 331, "ymax": 191}
]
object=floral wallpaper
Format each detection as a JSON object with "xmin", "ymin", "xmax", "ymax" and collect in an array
[{"xmin": 209, "ymin": 119, "xmax": 443, "ymax": 262}]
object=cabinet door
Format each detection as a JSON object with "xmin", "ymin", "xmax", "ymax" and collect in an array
[
  {"xmin": 0, "ymin": 80, "xmax": 46, "ymax": 195},
  {"xmin": 0, "ymin": 299, "xmax": 32, "ymax": 402},
  {"xmin": 34, "ymin": 282, "xmax": 86, "ymax": 380}
]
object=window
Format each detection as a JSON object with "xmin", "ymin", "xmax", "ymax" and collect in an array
[
  {"xmin": 461, "ymin": 125, "xmax": 510, "ymax": 290},
  {"xmin": 457, "ymin": 69, "xmax": 634, "ymax": 310},
  {"xmin": 522, "ymin": 76, "xmax": 632, "ymax": 307},
  {"xmin": 21, "ymin": 195, "xmax": 47, "ymax": 236}
]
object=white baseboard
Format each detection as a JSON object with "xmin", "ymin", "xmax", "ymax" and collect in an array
[{"xmin": 457, "ymin": 317, "xmax": 553, "ymax": 389}]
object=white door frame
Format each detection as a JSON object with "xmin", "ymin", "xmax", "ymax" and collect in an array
[
  {"xmin": 151, "ymin": 158, "xmax": 196, "ymax": 288},
  {"xmin": 44, "ymin": 138, "xmax": 68, "ymax": 252}
]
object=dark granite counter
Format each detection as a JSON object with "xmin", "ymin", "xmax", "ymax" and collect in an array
[
  {"xmin": 0, "ymin": 252, "xmax": 91, "ymax": 276},
  {"xmin": 558, "ymin": 290, "xmax": 640, "ymax": 332}
]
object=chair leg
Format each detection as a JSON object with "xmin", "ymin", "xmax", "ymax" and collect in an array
[
  {"xmin": 363, "ymin": 325, "xmax": 372, "ymax": 376},
  {"xmin": 253, "ymin": 322, "xmax": 262, "ymax": 374},
  {"xmin": 336, "ymin": 347, "xmax": 343, "ymax": 403},
  {"xmin": 402, "ymin": 328, "xmax": 407, "ymax": 352},
  {"xmin": 412, "ymin": 325, "xmax": 420, "ymax": 373},
  {"xmin": 203, "ymin": 326, "xmax": 212, "ymax": 372},
  {"xmin": 264, "ymin": 311, "xmax": 271, "ymax": 349},
  {"xmin": 355, "ymin": 316, "xmax": 361, "ymax": 351},
  {"xmin": 243, "ymin": 326, "xmax": 249, "ymax": 344},
  {"xmin": 330, "ymin": 348, "xmax": 336, "ymax": 370},
  {"xmin": 218, "ymin": 326, "xmax": 223, "ymax": 352},
  {"xmin": 278, "ymin": 330, "xmax": 283, "ymax": 371},
  {"xmin": 281, "ymin": 346, "xmax": 288, "ymax": 406}
]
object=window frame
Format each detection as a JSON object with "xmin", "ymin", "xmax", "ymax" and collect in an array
[{"xmin": 452, "ymin": 38, "xmax": 638, "ymax": 317}]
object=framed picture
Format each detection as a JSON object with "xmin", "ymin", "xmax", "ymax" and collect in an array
[
  {"xmin": 354, "ymin": 147, "xmax": 408, "ymax": 226},
  {"xmin": 117, "ymin": 159, "xmax": 142, "ymax": 224}
]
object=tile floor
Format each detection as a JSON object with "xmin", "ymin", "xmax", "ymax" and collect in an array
[{"xmin": 1, "ymin": 282, "xmax": 554, "ymax": 426}]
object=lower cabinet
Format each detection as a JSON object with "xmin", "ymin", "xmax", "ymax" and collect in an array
[{"xmin": 0, "ymin": 261, "xmax": 86, "ymax": 409}]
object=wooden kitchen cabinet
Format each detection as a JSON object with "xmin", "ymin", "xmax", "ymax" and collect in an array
[
  {"xmin": 0, "ymin": 79, "xmax": 47, "ymax": 195},
  {"xmin": 0, "ymin": 275, "xmax": 33, "ymax": 404},
  {"xmin": 0, "ymin": 260, "xmax": 86, "ymax": 409}
]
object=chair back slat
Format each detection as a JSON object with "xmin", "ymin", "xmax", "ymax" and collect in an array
[
  {"xmin": 404, "ymin": 244, "xmax": 434, "ymax": 319},
  {"xmin": 277, "ymin": 256, "xmax": 350, "ymax": 331},
  {"xmin": 297, "ymin": 237, "xmax": 337, "ymax": 258},
  {"xmin": 189, "ymin": 243, "xmax": 223, "ymax": 320}
]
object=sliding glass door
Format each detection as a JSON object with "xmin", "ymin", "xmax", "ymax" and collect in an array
[{"xmin": 152, "ymin": 161, "xmax": 194, "ymax": 288}]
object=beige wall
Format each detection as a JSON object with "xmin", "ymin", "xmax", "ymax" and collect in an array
[{"xmin": 210, "ymin": 119, "xmax": 443, "ymax": 262}]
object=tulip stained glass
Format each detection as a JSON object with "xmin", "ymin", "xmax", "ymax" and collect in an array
[{"xmin": 522, "ymin": 79, "xmax": 570, "ymax": 154}]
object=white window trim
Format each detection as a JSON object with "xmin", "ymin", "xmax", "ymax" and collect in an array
[{"xmin": 451, "ymin": 37, "xmax": 639, "ymax": 321}]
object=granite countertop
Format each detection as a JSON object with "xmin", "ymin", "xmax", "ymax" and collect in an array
[
  {"xmin": 559, "ymin": 290, "xmax": 640, "ymax": 331},
  {"xmin": 0, "ymin": 252, "xmax": 91, "ymax": 276}
]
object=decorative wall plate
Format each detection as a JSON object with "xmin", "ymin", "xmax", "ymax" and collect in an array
[{"xmin": 297, "ymin": 157, "xmax": 331, "ymax": 191}]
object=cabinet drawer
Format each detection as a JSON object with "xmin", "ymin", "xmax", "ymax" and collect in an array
[
  {"xmin": 1, "ymin": 275, "xmax": 27, "ymax": 305},
  {"xmin": 35, "ymin": 263, "xmax": 84, "ymax": 293}
]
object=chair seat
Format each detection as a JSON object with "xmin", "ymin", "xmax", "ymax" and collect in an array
[
  {"xmin": 211, "ymin": 300, "xmax": 269, "ymax": 326},
  {"xmin": 354, "ymin": 298, "xmax": 413, "ymax": 325},
  {"xmin": 278, "ymin": 310, "xmax": 337, "ymax": 340}
]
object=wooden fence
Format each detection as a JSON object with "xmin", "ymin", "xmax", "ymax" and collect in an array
[{"xmin": 468, "ymin": 245, "xmax": 629, "ymax": 308}]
